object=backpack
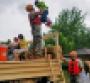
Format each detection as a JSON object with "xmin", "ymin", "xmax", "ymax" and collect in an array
[{"xmin": 68, "ymin": 59, "xmax": 81, "ymax": 75}]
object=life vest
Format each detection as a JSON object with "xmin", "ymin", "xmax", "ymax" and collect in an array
[{"xmin": 68, "ymin": 59, "xmax": 81, "ymax": 75}]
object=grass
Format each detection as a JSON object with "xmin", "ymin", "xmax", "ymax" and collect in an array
[{"xmin": 63, "ymin": 70, "xmax": 70, "ymax": 83}]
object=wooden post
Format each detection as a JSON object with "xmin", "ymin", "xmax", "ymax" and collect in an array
[
  {"xmin": 45, "ymin": 47, "xmax": 47, "ymax": 59},
  {"xmin": 48, "ymin": 54, "xmax": 56, "ymax": 83},
  {"xmin": 55, "ymin": 32, "xmax": 59, "ymax": 59}
]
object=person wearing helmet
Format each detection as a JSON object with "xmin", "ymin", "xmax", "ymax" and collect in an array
[{"xmin": 68, "ymin": 51, "xmax": 83, "ymax": 83}]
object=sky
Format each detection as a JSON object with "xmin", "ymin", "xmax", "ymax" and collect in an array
[{"xmin": 0, "ymin": 0, "xmax": 90, "ymax": 41}]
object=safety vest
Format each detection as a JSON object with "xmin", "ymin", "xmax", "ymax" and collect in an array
[{"xmin": 68, "ymin": 59, "xmax": 81, "ymax": 75}]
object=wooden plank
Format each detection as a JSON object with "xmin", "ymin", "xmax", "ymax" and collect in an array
[
  {"xmin": 0, "ymin": 59, "xmax": 62, "ymax": 81},
  {"xmin": 0, "ymin": 67, "xmax": 50, "ymax": 74},
  {"xmin": 0, "ymin": 71, "xmax": 60, "ymax": 81},
  {"xmin": 0, "ymin": 66, "xmax": 60, "ymax": 74},
  {"xmin": 0, "ymin": 72, "xmax": 51, "ymax": 81},
  {"xmin": 0, "ymin": 63, "xmax": 49, "ymax": 69},
  {"xmin": 0, "ymin": 61, "xmax": 60, "ymax": 69},
  {"xmin": 0, "ymin": 59, "xmax": 47, "ymax": 63}
]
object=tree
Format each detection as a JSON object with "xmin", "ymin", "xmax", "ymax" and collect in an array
[
  {"xmin": 84, "ymin": 29, "xmax": 90, "ymax": 48},
  {"xmin": 52, "ymin": 7, "xmax": 87, "ymax": 53}
]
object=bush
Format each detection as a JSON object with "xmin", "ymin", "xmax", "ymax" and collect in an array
[{"xmin": 62, "ymin": 61, "xmax": 68, "ymax": 70}]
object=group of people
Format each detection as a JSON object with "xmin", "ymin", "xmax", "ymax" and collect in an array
[
  {"xmin": 7, "ymin": 0, "xmax": 52, "ymax": 60},
  {"xmin": 7, "ymin": 34, "xmax": 30, "ymax": 61},
  {"xmin": 0, "ymin": 0, "xmax": 89, "ymax": 82}
]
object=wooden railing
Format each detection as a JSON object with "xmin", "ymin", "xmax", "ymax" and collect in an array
[{"xmin": 0, "ymin": 59, "xmax": 65, "ymax": 83}]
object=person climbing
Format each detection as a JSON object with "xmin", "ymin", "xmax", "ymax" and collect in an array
[
  {"xmin": 35, "ymin": 0, "xmax": 52, "ymax": 27},
  {"xmin": 68, "ymin": 51, "xmax": 83, "ymax": 83}
]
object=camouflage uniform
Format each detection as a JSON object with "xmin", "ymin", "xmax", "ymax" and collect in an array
[{"xmin": 28, "ymin": 12, "xmax": 42, "ymax": 56}]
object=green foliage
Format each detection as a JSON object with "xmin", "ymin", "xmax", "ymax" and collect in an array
[
  {"xmin": 0, "ymin": 39, "xmax": 11, "ymax": 45},
  {"xmin": 51, "ymin": 7, "xmax": 90, "ymax": 53},
  {"xmin": 36, "ymin": 0, "xmax": 48, "ymax": 10},
  {"xmin": 45, "ymin": 38, "xmax": 55, "ymax": 46}
]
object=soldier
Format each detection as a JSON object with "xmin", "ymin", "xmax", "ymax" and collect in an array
[
  {"xmin": 26, "ymin": 1, "xmax": 52, "ymax": 57},
  {"xmin": 26, "ymin": 4, "xmax": 42, "ymax": 56}
]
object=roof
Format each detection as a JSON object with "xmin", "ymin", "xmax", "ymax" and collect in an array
[
  {"xmin": 63, "ymin": 48, "xmax": 90, "ymax": 58},
  {"xmin": 77, "ymin": 48, "xmax": 90, "ymax": 55}
]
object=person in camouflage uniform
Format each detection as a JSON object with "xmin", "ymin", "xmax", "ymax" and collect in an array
[
  {"xmin": 26, "ymin": 4, "xmax": 42, "ymax": 56},
  {"xmin": 26, "ymin": 0, "xmax": 52, "ymax": 57}
]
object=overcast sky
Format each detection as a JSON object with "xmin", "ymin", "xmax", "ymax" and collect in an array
[{"xmin": 0, "ymin": 0, "xmax": 90, "ymax": 41}]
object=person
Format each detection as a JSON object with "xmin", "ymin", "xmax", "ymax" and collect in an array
[
  {"xmin": 8, "ymin": 37, "xmax": 19, "ymax": 60},
  {"xmin": 12, "ymin": 37, "xmax": 19, "ymax": 49},
  {"xmin": 26, "ymin": 2, "xmax": 52, "ymax": 57},
  {"xmin": 26, "ymin": 4, "xmax": 42, "ymax": 56},
  {"xmin": 26, "ymin": 4, "xmax": 41, "ymax": 34},
  {"xmin": 13, "ymin": 34, "xmax": 29, "ymax": 61},
  {"xmin": 84, "ymin": 61, "xmax": 89, "ymax": 75},
  {"xmin": 35, "ymin": 0, "xmax": 52, "ymax": 27},
  {"xmin": 35, "ymin": 0, "xmax": 48, "ymax": 22},
  {"xmin": 68, "ymin": 51, "xmax": 83, "ymax": 83}
]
